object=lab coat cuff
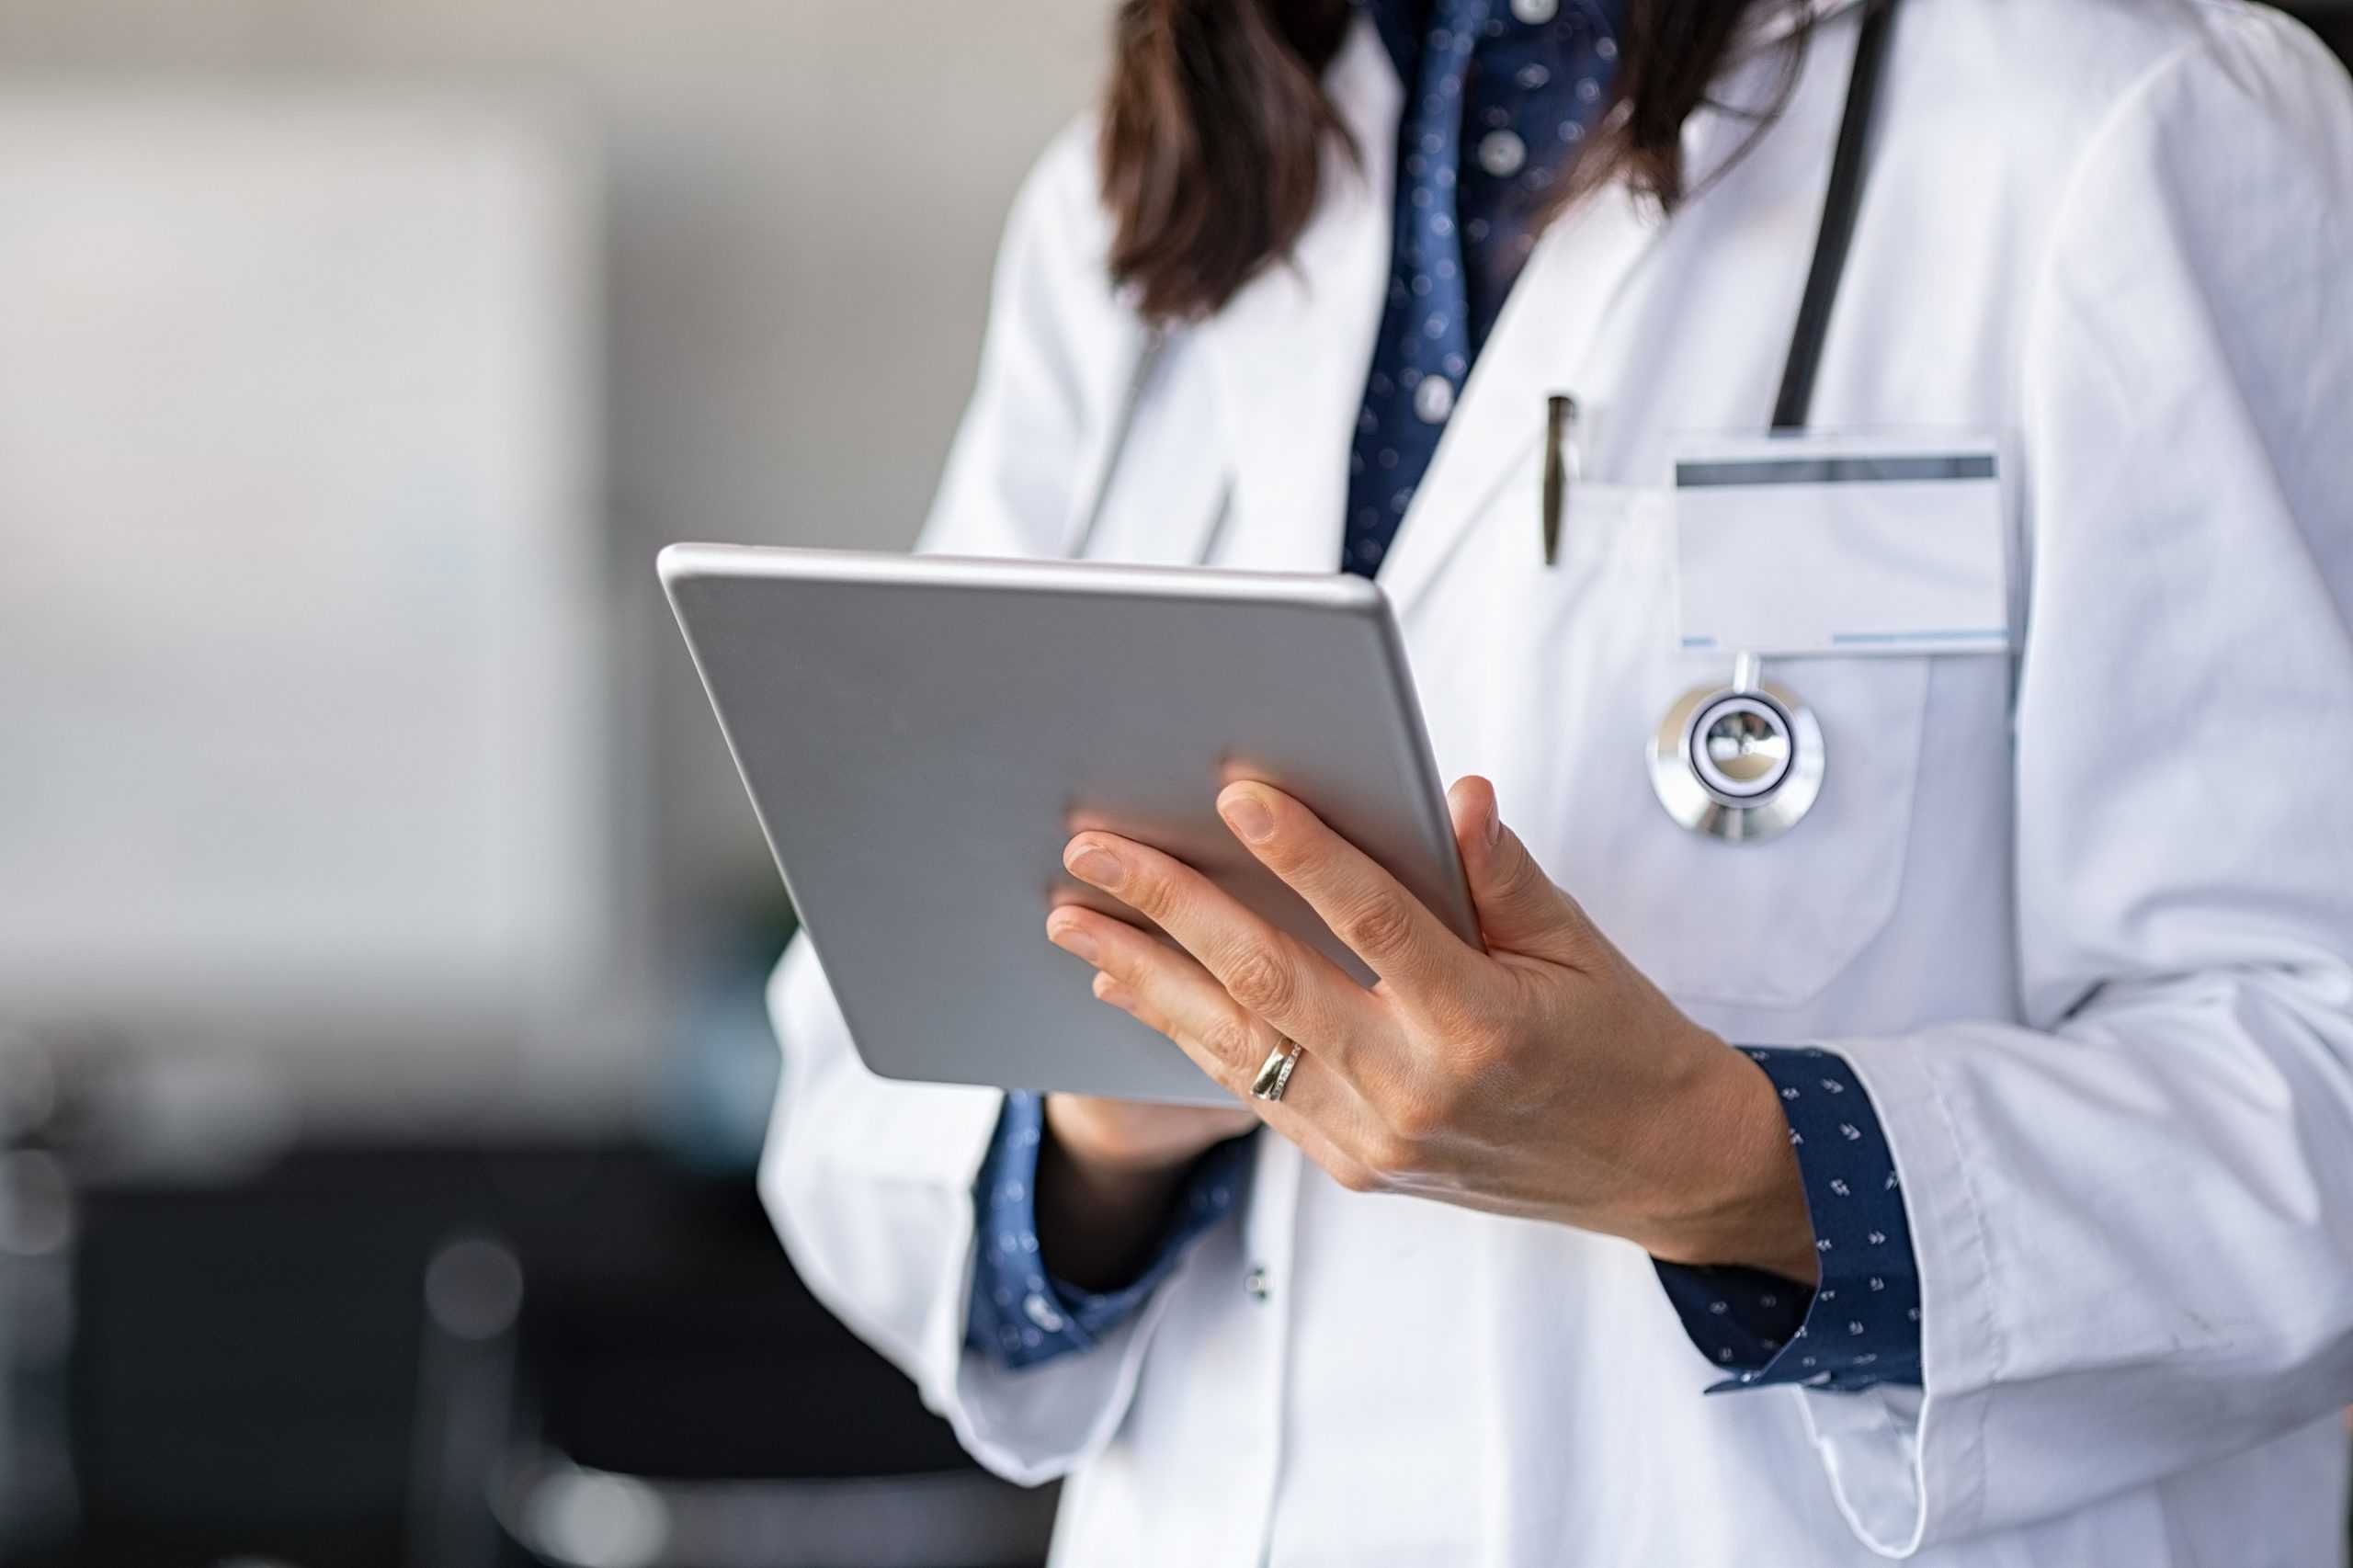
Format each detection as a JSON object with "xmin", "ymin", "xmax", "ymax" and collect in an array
[
  {"xmin": 823, "ymin": 1081, "xmax": 1154, "ymax": 1489},
  {"xmin": 756, "ymin": 943, "xmax": 1202, "ymax": 1487},
  {"xmin": 1787, "ymin": 1033, "xmax": 2000, "ymax": 1555},
  {"xmin": 948, "ymin": 1234, "xmax": 1194, "ymax": 1487}
]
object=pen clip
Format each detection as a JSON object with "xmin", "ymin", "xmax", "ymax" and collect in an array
[{"xmin": 1541, "ymin": 393, "xmax": 1579, "ymax": 568}]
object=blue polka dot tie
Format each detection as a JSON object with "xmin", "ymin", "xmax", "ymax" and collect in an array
[{"xmin": 1345, "ymin": 0, "xmax": 1623, "ymax": 576}]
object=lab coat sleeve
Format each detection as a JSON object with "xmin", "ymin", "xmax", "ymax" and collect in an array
[
  {"xmin": 908, "ymin": 119, "xmax": 1139, "ymax": 562},
  {"xmin": 756, "ymin": 119, "xmax": 1182, "ymax": 1485},
  {"xmin": 1797, "ymin": 19, "xmax": 2353, "ymax": 1555}
]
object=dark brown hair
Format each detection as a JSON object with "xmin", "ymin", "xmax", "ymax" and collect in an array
[{"xmin": 1100, "ymin": 0, "xmax": 1806, "ymax": 321}]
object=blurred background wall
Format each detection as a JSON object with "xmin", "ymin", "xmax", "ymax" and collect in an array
[
  {"xmin": 0, "ymin": 0, "xmax": 1109, "ymax": 1132},
  {"xmin": 0, "ymin": 8, "xmax": 1114, "ymax": 1559}
]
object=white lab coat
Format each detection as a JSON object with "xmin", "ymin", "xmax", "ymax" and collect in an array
[{"xmin": 759, "ymin": 0, "xmax": 2353, "ymax": 1561}]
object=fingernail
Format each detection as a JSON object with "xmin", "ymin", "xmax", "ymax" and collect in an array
[
  {"xmin": 1222, "ymin": 790, "xmax": 1275, "ymax": 843},
  {"xmin": 1484, "ymin": 799, "xmax": 1503, "ymax": 847},
  {"xmin": 1048, "ymin": 917, "xmax": 1099, "ymax": 964},
  {"xmin": 1065, "ymin": 842, "xmax": 1124, "ymax": 888}
]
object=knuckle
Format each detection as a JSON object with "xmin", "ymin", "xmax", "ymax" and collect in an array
[
  {"xmin": 1222, "ymin": 945, "xmax": 1295, "ymax": 1017},
  {"xmin": 1502, "ymin": 848, "xmax": 1558, "ymax": 907},
  {"xmin": 1256, "ymin": 825, "xmax": 1314, "ymax": 875},
  {"xmin": 1419, "ymin": 983, "xmax": 1490, "ymax": 1042},
  {"xmin": 1329, "ymin": 1157, "xmax": 1383, "ymax": 1195},
  {"xmin": 1447, "ymin": 1005, "xmax": 1517, "ymax": 1070},
  {"xmin": 1430, "ymin": 973, "xmax": 1531, "ymax": 1067},
  {"xmin": 1384, "ymin": 1092, "xmax": 1441, "ymax": 1146},
  {"xmin": 1366, "ymin": 1126, "xmax": 1423, "ymax": 1178},
  {"xmin": 1373, "ymin": 1074, "xmax": 1463, "ymax": 1154},
  {"xmin": 1120, "ymin": 864, "xmax": 1173, "ymax": 917},
  {"xmin": 1199, "ymin": 1013, "xmax": 1260, "ymax": 1074},
  {"xmin": 1338, "ymin": 890, "xmax": 1417, "ymax": 956}
]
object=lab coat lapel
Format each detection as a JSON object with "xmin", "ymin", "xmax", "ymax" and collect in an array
[{"xmin": 1199, "ymin": 20, "xmax": 1397, "ymax": 575}]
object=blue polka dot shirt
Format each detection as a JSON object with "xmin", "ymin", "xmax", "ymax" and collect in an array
[{"xmin": 966, "ymin": 1, "xmax": 1925, "ymax": 1393}]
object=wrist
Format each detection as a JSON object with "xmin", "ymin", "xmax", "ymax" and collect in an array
[{"xmin": 1641, "ymin": 1041, "xmax": 1821, "ymax": 1285}]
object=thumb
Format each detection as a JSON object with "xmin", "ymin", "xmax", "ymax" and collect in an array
[{"xmin": 1448, "ymin": 776, "xmax": 1597, "ymax": 964}]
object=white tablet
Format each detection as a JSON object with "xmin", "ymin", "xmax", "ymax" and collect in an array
[{"xmin": 660, "ymin": 544, "xmax": 1475, "ymax": 1105}]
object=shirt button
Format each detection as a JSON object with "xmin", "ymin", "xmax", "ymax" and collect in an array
[
  {"xmin": 1476, "ymin": 130, "xmax": 1527, "ymax": 179},
  {"xmin": 1412, "ymin": 375, "xmax": 1455, "ymax": 424},
  {"xmin": 1511, "ymin": 0, "xmax": 1559, "ymax": 22},
  {"xmin": 1244, "ymin": 1263, "xmax": 1271, "ymax": 1302}
]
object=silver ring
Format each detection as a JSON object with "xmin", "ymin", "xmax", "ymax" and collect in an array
[{"xmin": 1249, "ymin": 1040, "xmax": 1303, "ymax": 1103}]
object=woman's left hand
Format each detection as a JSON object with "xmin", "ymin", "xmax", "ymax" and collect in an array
[{"xmin": 1047, "ymin": 776, "xmax": 1819, "ymax": 1283}]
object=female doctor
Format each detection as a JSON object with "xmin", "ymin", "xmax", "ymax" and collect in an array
[{"xmin": 761, "ymin": 0, "xmax": 2353, "ymax": 1562}]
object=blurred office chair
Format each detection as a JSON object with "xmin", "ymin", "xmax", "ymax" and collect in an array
[
  {"xmin": 0, "ymin": 1035, "xmax": 81, "ymax": 1563},
  {"xmin": 395, "ymin": 1159, "xmax": 1057, "ymax": 1568},
  {"xmin": 409, "ymin": 1234, "xmax": 530, "ymax": 1568},
  {"xmin": 408, "ymin": 1221, "xmax": 1057, "ymax": 1568},
  {"xmin": 46, "ymin": 1140, "xmax": 1046, "ymax": 1568},
  {"xmin": 488, "ymin": 1455, "xmax": 1056, "ymax": 1568}
]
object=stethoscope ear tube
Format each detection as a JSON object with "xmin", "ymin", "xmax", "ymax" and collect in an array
[{"xmin": 1772, "ymin": 0, "xmax": 1900, "ymax": 434}]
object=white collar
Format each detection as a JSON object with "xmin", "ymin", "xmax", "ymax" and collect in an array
[{"xmin": 1745, "ymin": 0, "xmax": 1869, "ymax": 50}]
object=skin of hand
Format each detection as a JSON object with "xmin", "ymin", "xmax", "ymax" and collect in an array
[{"xmin": 1042, "ymin": 775, "xmax": 1820, "ymax": 1284}]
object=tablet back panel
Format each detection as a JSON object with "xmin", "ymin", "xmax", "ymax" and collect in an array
[{"xmin": 662, "ymin": 545, "xmax": 1475, "ymax": 1105}]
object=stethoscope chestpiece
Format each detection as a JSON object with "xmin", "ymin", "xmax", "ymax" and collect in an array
[{"xmin": 1647, "ymin": 653, "xmax": 1824, "ymax": 844}]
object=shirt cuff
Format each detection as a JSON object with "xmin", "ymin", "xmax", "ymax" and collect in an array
[
  {"xmin": 1654, "ymin": 1046, "xmax": 1924, "ymax": 1394},
  {"xmin": 965, "ymin": 1091, "xmax": 1256, "ymax": 1370}
]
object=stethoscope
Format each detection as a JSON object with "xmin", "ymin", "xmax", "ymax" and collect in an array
[
  {"xmin": 1074, "ymin": 0, "xmax": 1903, "ymax": 845},
  {"xmin": 1645, "ymin": 0, "xmax": 1900, "ymax": 845}
]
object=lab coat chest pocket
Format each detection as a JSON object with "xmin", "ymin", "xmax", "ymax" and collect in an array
[{"xmin": 1410, "ymin": 478, "xmax": 1931, "ymax": 1012}]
